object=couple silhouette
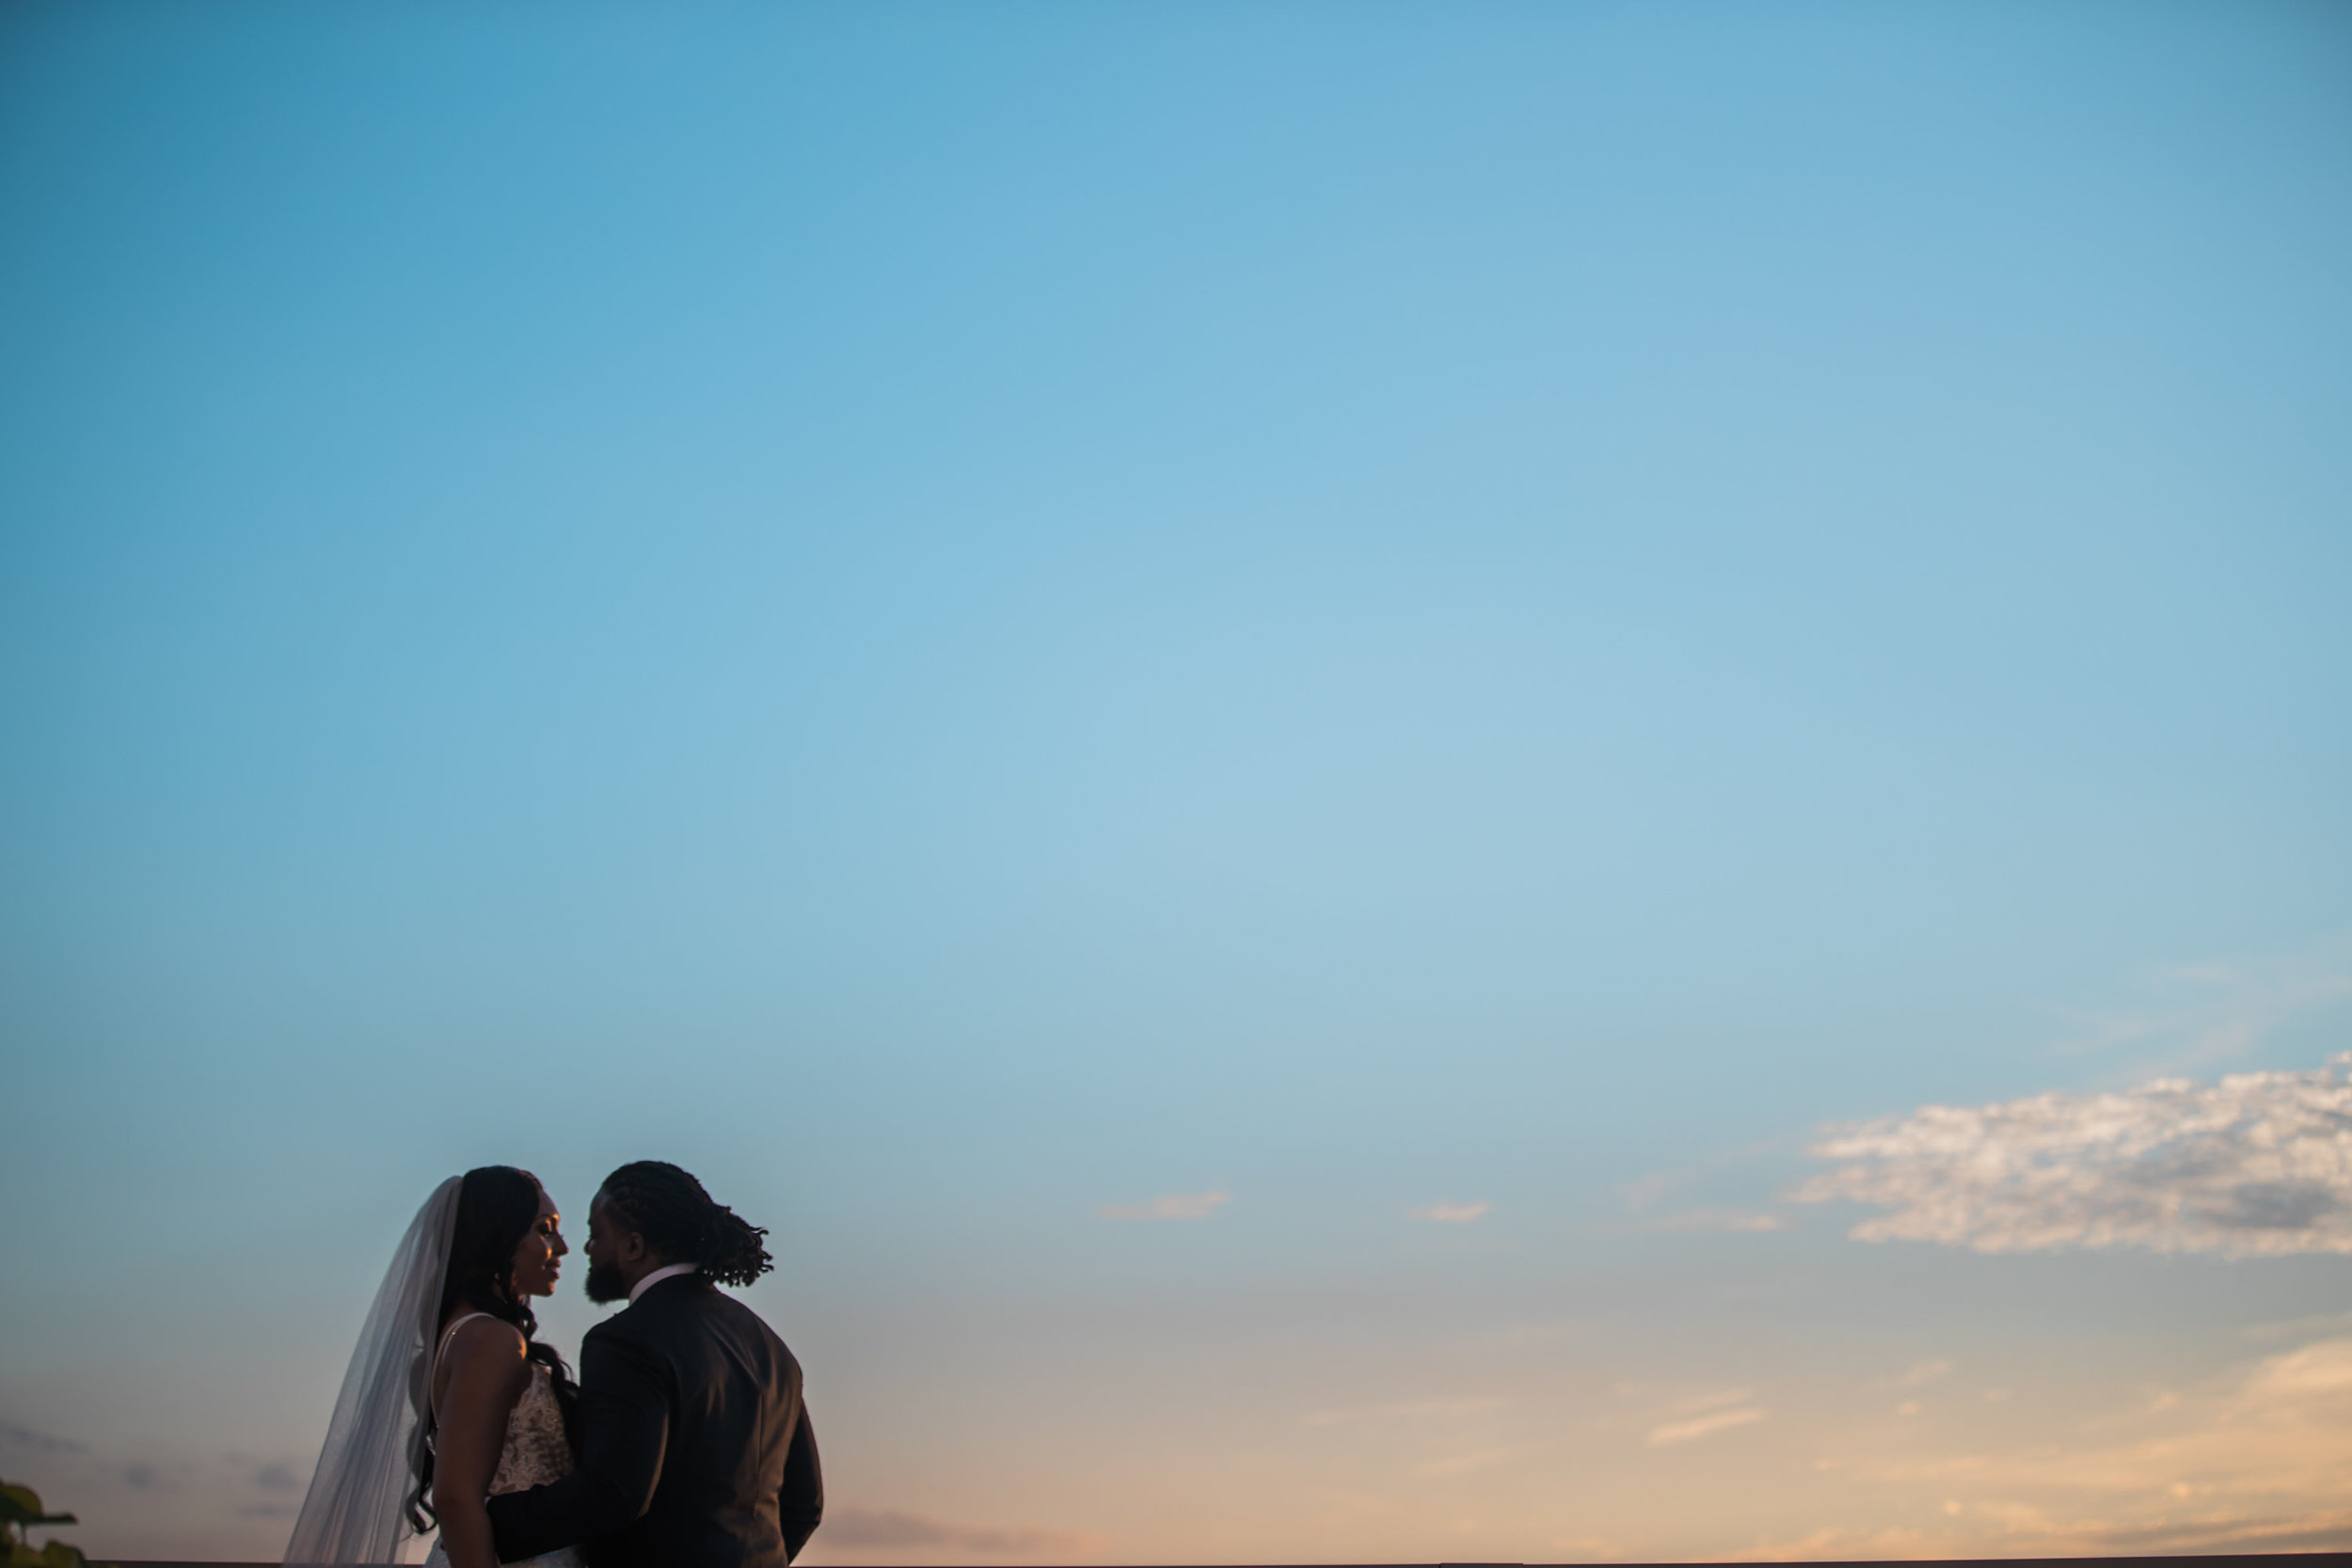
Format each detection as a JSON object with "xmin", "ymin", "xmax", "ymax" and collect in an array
[{"xmin": 286, "ymin": 1162, "xmax": 821, "ymax": 1568}]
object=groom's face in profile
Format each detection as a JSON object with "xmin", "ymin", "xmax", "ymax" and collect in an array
[{"xmin": 583, "ymin": 1188, "xmax": 654, "ymax": 1304}]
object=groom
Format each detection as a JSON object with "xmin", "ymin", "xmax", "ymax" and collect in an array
[{"xmin": 488, "ymin": 1162, "xmax": 823, "ymax": 1567}]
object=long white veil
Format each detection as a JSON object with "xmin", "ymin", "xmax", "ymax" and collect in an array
[{"xmin": 285, "ymin": 1176, "xmax": 462, "ymax": 1564}]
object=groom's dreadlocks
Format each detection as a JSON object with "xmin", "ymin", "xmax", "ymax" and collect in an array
[{"xmin": 600, "ymin": 1161, "xmax": 774, "ymax": 1288}]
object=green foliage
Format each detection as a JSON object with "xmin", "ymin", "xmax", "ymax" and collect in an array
[{"xmin": 0, "ymin": 1480, "xmax": 91, "ymax": 1568}]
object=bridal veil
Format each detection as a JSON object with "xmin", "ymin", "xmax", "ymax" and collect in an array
[{"xmin": 284, "ymin": 1176, "xmax": 462, "ymax": 1564}]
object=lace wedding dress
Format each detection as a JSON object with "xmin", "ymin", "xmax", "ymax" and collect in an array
[{"xmin": 421, "ymin": 1314, "xmax": 583, "ymax": 1568}]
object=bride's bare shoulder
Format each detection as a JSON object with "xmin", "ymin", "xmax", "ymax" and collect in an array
[
  {"xmin": 437, "ymin": 1314, "xmax": 530, "ymax": 1405},
  {"xmin": 445, "ymin": 1313, "xmax": 529, "ymax": 1357}
]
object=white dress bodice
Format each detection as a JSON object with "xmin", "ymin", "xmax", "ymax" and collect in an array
[
  {"xmin": 421, "ymin": 1315, "xmax": 582, "ymax": 1568},
  {"xmin": 485, "ymin": 1362, "xmax": 574, "ymax": 1497}
]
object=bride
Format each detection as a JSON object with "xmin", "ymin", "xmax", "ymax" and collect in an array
[{"xmin": 284, "ymin": 1169, "xmax": 586, "ymax": 1567}]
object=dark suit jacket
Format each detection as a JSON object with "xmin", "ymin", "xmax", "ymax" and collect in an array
[{"xmin": 487, "ymin": 1275, "xmax": 822, "ymax": 1568}]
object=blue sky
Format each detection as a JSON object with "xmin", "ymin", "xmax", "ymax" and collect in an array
[{"xmin": 4, "ymin": 3, "xmax": 2350, "ymax": 1560}]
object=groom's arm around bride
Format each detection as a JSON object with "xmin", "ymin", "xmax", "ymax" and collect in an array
[{"xmin": 488, "ymin": 1163, "xmax": 823, "ymax": 1568}]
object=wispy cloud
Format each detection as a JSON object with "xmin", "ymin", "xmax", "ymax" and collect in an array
[
  {"xmin": 0, "ymin": 1423, "xmax": 86, "ymax": 1455},
  {"xmin": 1670, "ymin": 1387, "xmax": 1756, "ymax": 1413},
  {"xmin": 0, "ymin": 1433, "xmax": 315, "ymax": 1560},
  {"xmin": 1722, "ymin": 1524, "xmax": 1941, "ymax": 1561},
  {"xmin": 1299, "ymin": 1396, "xmax": 1508, "ymax": 1429},
  {"xmin": 2001, "ymin": 1511, "xmax": 2352, "ymax": 1557},
  {"xmin": 1620, "ymin": 1140, "xmax": 1785, "ymax": 1213},
  {"xmin": 1873, "ymin": 1360, "xmax": 1953, "ymax": 1391},
  {"xmin": 2048, "ymin": 940, "xmax": 2352, "ymax": 1077},
  {"xmin": 1792, "ymin": 1334, "xmax": 2352, "ymax": 1558},
  {"xmin": 1097, "ymin": 1190, "xmax": 1229, "ymax": 1221},
  {"xmin": 1647, "ymin": 1405, "xmax": 1768, "ymax": 1447},
  {"xmin": 1620, "ymin": 1171, "xmax": 1678, "ymax": 1211},
  {"xmin": 1412, "ymin": 1446, "xmax": 1518, "ymax": 1478},
  {"xmin": 1408, "ymin": 1200, "xmax": 1491, "ymax": 1224},
  {"xmin": 824, "ymin": 1507, "xmax": 1105, "ymax": 1557},
  {"xmin": 1624, "ymin": 1207, "xmax": 1792, "ymax": 1235},
  {"xmin": 1792, "ymin": 1054, "xmax": 2352, "ymax": 1256},
  {"xmin": 1724, "ymin": 1511, "xmax": 2352, "ymax": 1563}
]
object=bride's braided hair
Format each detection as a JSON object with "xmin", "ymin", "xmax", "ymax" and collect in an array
[{"xmin": 599, "ymin": 1161, "xmax": 773, "ymax": 1287}]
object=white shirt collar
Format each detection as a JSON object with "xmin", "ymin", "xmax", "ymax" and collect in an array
[{"xmin": 629, "ymin": 1262, "xmax": 699, "ymax": 1305}]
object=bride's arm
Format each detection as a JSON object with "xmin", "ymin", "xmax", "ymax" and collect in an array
[{"xmin": 434, "ymin": 1319, "xmax": 531, "ymax": 1568}]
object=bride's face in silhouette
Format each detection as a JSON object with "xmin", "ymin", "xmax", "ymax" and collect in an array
[{"xmin": 508, "ymin": 1181, "xmax": 569, "ymax": 1298}]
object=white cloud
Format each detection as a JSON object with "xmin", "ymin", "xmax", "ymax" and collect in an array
[
  {"xmin": 1408, "ymin": 1200, "xmax": 1491, "ymax": 1224},
  {"xmin": 1097, "ymin": 1190, "xmax": 1230, "ymax": 1221},
  {"xmin": 1791, "ymin": 1054, "xmax": 2352, "ymax": 1256},
  {"xmin": 1646, "ymin": 1406, "xmax": 1767, "ymax": 1446}
]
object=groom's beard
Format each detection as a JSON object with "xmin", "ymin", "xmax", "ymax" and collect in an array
[{"xmin": 585, "ymin": 1259, "xmax": 630, "ymax": 1304}]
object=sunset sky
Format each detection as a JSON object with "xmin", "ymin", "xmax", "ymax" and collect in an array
[{"xmin": 3, "ymin": 3, "xmax": 2350, "ymax": 1561}]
